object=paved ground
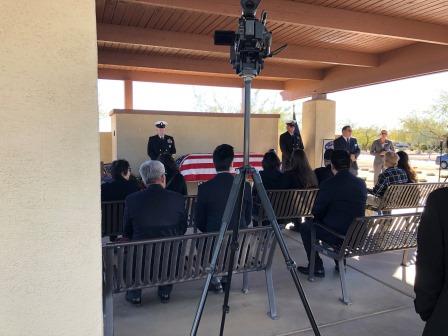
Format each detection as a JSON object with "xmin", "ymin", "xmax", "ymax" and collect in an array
[{"xmin": 111, "ymin": 230, "xmax": 424, "ymax": 336}]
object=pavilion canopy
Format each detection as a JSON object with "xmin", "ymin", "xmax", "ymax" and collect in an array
[{"xmin": 96, "ymin": 0, "xmax": 448, "ymax": 99}]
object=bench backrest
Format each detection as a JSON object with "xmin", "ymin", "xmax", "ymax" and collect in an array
[
  {"xmin": 341, "ymin": 213, "xmax": 421, "ymax": 257},
  {"xmin": 103, "ymin": 227, "xmax": 277, "ymax": 292},
  {"xmin": 378, "ymin": 182, "xmax": 448, "ymax": 211},
  {"xmin": 255, "ymin": 189, "xmax": 319, "ymax": 222},
  {"xmin": 101, "ymin": 195, "xmax": 198, "ymax": 237}
]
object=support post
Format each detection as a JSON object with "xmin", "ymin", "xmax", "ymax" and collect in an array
[{"xmin": 124, "ymin": 80, "xmax": 133, "ymax": 110}]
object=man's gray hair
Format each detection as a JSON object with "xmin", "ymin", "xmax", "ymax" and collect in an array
[{"xmin": 139, "ymin": 160, "xmax": 165, "ymax": 185}]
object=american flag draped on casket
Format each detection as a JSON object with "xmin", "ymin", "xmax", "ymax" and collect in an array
[{"xmin": 177, "ymin": 153, "xmax": 264, "ymax": 182}]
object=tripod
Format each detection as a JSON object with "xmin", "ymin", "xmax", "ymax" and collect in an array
[{"xmin": 190, "ymin": 77, "xmax": 321, "ymax": 336}]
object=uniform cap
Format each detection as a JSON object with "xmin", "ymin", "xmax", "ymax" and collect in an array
[
  {"xmin": 286, "ymin": 120, "xmax": 296, "ymax": 126},
  {"xmin": 155, "ymin": 121, "xmax": 168, "ymax": 128}
]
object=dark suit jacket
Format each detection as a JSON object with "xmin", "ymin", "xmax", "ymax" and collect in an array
[
  {"xmin": 333, "ymin": 136, "xmax": 361, "ymax": 171},
  {"xmin": 195, "ymin": 172, "xmax": 252, "ymax": 233},
  {"xmin": 101, "ymin": 177, "xmax": 140, "ymax": 202},
  {"xmin": 314, "ymin": 165, "xmax": 334, "ymax": 186},
  {"xmin": 259, "ymin": 169, "xmax": 287, "ymax": 190},
  {"xmin": 147, "ymin": 135, "xmax": 176, "ymax": 160},
  {"xmin": 123, "ymin": 184, "xmax": 187, "ymax": 240},
  {"xmin": 312, "ymin": 169, "xmax": 367, "ymax": 235},
  {"xmin": 415, "ymin": 188, "xmax": 448, "ymax": 335}
]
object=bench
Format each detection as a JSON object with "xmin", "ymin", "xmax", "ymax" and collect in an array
[
  {"xmin": 309, "ymin": 213, "xmax": 421, "ymax": 304},
  {"xmin": 103, "ymin": 226, "xmax": 278, "ymax": 336},
  {"xmin": 101, "ymin": 195, "xmax": 198, "ymax": 237},
  {"xmin": 366, "ymin": 182, "xmax": 448, "ymax": 213},
  {"xmin": 252, "ymin": 189, "xmax": 319, "ymax": 226}
]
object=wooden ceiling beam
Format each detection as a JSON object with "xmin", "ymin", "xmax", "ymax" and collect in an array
[
  {"xmin": 97, "ymin": 23, "xmax": 378, "ymax": 67},
  {"xmin": 98, "ymin": 68, "xmax": 285, "ymax": 90},
  {"xmin": 127, "ymin": 0, "xmax": 448, "ymax": 45},
  {"xmin": 281, "ymin": 43, "xmax": 448, "ymax": 100},
  {"xmin": 97, "ymin": 50, "xmax": 324, "ymax": 80}
]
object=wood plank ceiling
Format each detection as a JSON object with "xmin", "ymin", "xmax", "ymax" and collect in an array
[{"xmin": 96, "ymin": 0, "xmax": 448, "ymax": 98}]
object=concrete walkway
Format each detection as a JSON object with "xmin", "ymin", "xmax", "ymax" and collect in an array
[{"xmin": 112, "ymin": 230, "xmax": 424, "ymax": 336}]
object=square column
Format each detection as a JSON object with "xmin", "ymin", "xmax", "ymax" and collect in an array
[
  {"xmin": 302, "ymin": 94, "xmax": 336, "ymax": 168},
  {"xmin": 1, "ymin": 1, "xmax": 102, "ymax": 335},
  {"xmin": 124, "ymin": 80, "xmax": 133, "ymax": 109}
]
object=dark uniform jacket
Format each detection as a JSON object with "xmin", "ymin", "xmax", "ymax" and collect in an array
[
  {"xmin": 415, "ymin": 188, "xmax": 448, "ymax": 336},
  {"xmin": 101, "ymin": 177, "xmax": 140, "ymax": 201},
  {"xmin": 196, "ymin": 172, "xmax": 252, "ymax": 233},
  {"xmin": 279, "ymin": 131, "xmax": 304, "ymax": 170},
  {"xmin": 123, "ymin": 184, "xmax": 187, "ymax": 240},
  {"xmin": 313, "ymin": 170, "xmax": 367, "ymax": 235},
  {"xmin": 333, "ymin": 136, "xmax": 361, "ymax": 172},
  {"xmin": 147, "ymin": 135, "xmax": 176, "ymax": 160}
]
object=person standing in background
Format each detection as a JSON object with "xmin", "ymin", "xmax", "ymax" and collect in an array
[
  {"xmin": 333, "ymin": 126, "xmax": 361, "ymax": 176},
  {"xmin": 147, "ymin": 121, "xmax": 176, "ymax": 160},
  {"xmin": 370, "ymin": 130, "xmax": 395, "ymax": 184},
  {"xmin": 279, "ymin": 120, "xmax": 304, "ymax": 171}
]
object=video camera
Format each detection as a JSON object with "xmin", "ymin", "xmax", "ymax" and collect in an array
[{"xmin": 214, "ymin": 0, "xmax": 285, "ymax": 78}]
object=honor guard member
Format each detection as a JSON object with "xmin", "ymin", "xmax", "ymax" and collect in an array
[
  {"xmin": 147, "ymin": 121, "xmax": 176, "ymax": 160},
  {"xmin": 279, "ymin": 120, "xmax": 304, "ymax": 171}
]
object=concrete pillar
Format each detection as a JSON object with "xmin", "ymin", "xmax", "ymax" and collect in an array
[
  {"xmin": 302, "ymin": 94, "xmax": 336, "ymax": 168},
  {"xmin": 124, "ymin": 80, "xmax": 133, "ymax": 109},
  {"xmin": 1, "ymin": 2, "xmax": 102, "ymax": 336}
]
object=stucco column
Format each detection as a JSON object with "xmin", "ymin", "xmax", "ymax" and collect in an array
[
  {"xmin": 124, "ymin": 80, "xmax": 133, "ymax": 109},
  {"xmin": 302, "ymin": 94, "xmax": 336, "ymax": 168},
  {"xmin": 1, "ymin": 2, "xmax": 102, "ymax": 336}
]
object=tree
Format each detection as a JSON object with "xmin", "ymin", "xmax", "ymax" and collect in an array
[{"xmin": 352, "ymin": 126, "xmax": 379, "ymax": 151}]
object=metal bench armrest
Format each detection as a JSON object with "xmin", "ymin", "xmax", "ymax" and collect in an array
[{"xmin": 312, "ymin": 222, "xmax": 346, "ymax": 240}]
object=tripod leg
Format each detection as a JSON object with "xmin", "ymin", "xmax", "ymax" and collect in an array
[
  {"xmin": 252, "ymin": 169, "xmax": 321, "ymax": 336},
  {"xmin": 219, "ymin": 169, "xmax": 247, "ymax": 336},
  {"xmin": 190, "ymin": 171, "xmax": 245, "ymax": 336}
]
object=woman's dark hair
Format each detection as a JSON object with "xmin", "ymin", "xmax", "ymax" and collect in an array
[
  {"xmin": 397, "ymin": 151, "xmax": 417, "ymax": 183},
  {"xmin": 213, "ymin": 144, "xmax": 234, "ymax": 172},
  {"xmin": 159, "ymin": 154, "xmax": 179, "ymax": 176},
  {"xmin": 262, "ymin": 151, "xmax": 281, "ymax": 171},
  {"xmin": 111, "ymin": 159, "xmax": 130, "ymax": 180},
  {"xmin": 288, "ymin": 150, "xmax": 318, "ymax": 188}
]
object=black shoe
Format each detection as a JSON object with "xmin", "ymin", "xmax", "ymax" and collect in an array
[
  {"xmin": 159, "ymin": 293, "xmax": 170, "ymax": 304},
  {"xmin": 125, "ymin": 296, "xmax": 141, "ymax": 305},
  {"xmin": 289, "ymin": 224, "xmax": 301, "ymax": 232},
  {"xmin": 297, "ymin": 266, "xmax": 325, "ymax": 278},
  {"xmin": 209, "ymin": 282, "xmax": 223, "ymax": 294}
]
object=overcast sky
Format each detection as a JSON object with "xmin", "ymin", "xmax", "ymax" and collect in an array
[{"xmin": 98, "ymin": 71, "xmax": 448, "ymax": 132}]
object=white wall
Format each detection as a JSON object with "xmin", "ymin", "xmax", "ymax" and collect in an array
[{"xmin": 0, "ymin": 1, "xmax": 102, "ymax": 335}]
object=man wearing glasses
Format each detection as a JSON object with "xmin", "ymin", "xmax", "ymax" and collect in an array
[{"xmin": 333, "ymin": 125, "xmax": 361, "ymax": 176}]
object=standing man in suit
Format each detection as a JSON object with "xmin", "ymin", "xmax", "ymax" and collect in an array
[
  {"xmin": 123, "ymin": 160, "xmax": 187, "ymax": 304},
  {"xmin": 279, "ymin": 120, "xmax": 304, "ymax": 171},
  {"xmin": 333, "ymin": 125, "xmax": 361, "ymax": 176},
  {"xmin": 297, "ymin": 150, "xmax": 367, "ymax": 277},
  {"xmin": 147, "ymin": 121, "xmax": 176, "ymax": 160},
  {"xmin": 195, "ymin": 144, "xmax": 252, "ymax": 292},
  {"xmin": 414, "ymin": 187, "xmax": 448, "ymax": 335}
]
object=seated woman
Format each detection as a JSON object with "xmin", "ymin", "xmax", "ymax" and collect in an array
[
  {"xmin": 397, "ymin": 151, "xmax": 417, "ymax": 183},
  {"xmin": 283, "ymin": 149, "xmax": 318, "ymax": 189},
  {"xmin": 101, "ymin": 159, "xmax": 140, "ymax": 201},
  {"xmin": 159, "ymin": 154, "xmax": 188, "ymax": 195},
  {"xmin": 259, "ymin": 150, "xmax": 286, "ymax": 190}
]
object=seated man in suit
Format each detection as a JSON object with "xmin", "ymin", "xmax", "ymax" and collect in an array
[
  {"xmin": 123, "ymin": 160, "xmax": 187, "ymax": 304},
  {"xmin": 297, "ymin": 150, "xmax": 367, "ymax": 277},
  {"xmin": 333, "ymin": 125, "xmax": 361, "ymax": 176},
  {"xmin": 195, "ymin": 144, "xmax": 252, "ymax": 292},
  {"xmin": 101, "ymin": 159, "xmax": 140, "ymax": 201},
  {"xmin": 414, "ymin": 188, "xmax": 448, "ymax": 335}
]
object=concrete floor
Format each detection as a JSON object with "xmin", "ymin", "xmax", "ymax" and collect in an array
[{"xmin": 111, "ymin": 230, "xmax": 424, "ymax": 336}]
